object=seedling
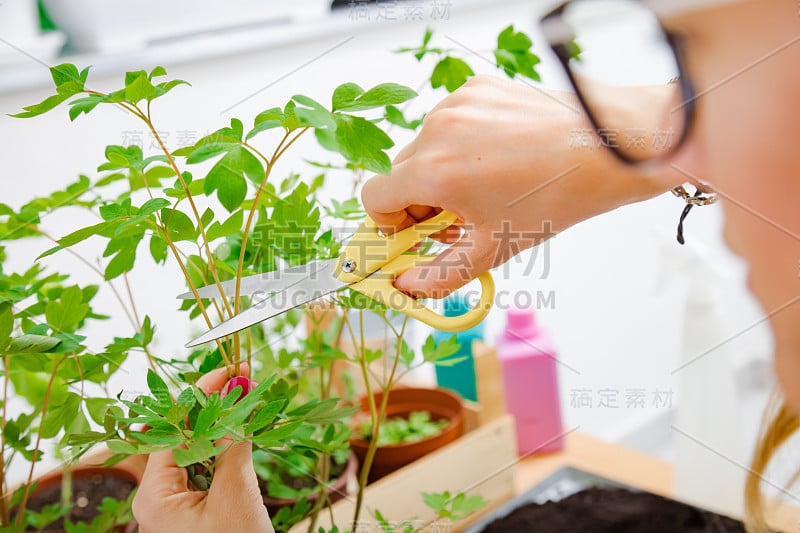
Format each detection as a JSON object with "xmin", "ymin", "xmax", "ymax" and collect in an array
[{"xmin": 359, "ymin": 411, "xmax": 449, "ymax": 447}]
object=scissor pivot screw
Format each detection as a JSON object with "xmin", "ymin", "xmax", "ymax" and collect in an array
[{"xmin": 342, "ymin": 258, "xmax": 357, "ymax": 273}]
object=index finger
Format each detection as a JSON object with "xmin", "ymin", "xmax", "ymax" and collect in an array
[
  {"xmin": 361, "ymin": 160, "xmax": 436, "ymax": 235},
  {"xmin": 196, "ymin": 363, "xmax": 250, "ymax": 396}
]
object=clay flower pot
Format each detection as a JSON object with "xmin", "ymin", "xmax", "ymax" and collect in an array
[
  {"xmin": 24, "ymin": 463, "xmax": 141, "ymax": 532},
  {"xmin": 349, "ymin": 387, "xmax": 464, "ymax": 483},
  {"xmin": 260, "ymin": 452, "xmax": 358, "ymax": 516}
]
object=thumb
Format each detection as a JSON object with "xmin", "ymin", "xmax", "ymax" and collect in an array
[
  {"xmin": 133, "ymin": 449, "xmax": 203, "ymax": 525},
  {"xmin": 137, "ymin": 450, "xmax": 191, "ymax": 498},
  {"xmin": 207, "ymin": 439, "xmax": 261, "ymax": 501},
  {"xmin": 395, "ymin": 231, "xmax": 498, "ymax": 299}
]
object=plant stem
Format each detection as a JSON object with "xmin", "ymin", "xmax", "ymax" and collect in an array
[
  {"xmin": 351, "ymin": 314, "xmax": 408, "ymax": 526},
  {"xmin": 16, "ymin": 354, "xmax": 68, "ymax": 525},
  {"xmin": 0, "ymin": 354, "xmax": 10, "ymax": 526},
  {"xmin": 123, "ymin": 273, "xmax": 158, "ymax": 371},
  {"xmin": 163, "ymin": 235, "xmax": 231, "ymax": 367},
  {"xmin": 234, "ymin": 128, "xmax": 309, "ymax": 315},
  {"xmin": 352, "ymin": 310, "xmax": 376, "ymax": 525},
  {"xmin": 140, "ymin": 113, "xmax": 236, "ymax": 370},
  {"xmin": 144, "ymin": 120, "xmax": 232, "ymax": 312},
  {"xmin": 306, "ymin": 449, "xmax": 331, "ymax": 533}
]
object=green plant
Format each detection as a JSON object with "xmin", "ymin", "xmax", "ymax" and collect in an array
[
  {"xmin": 2, "ymin": 22, "xmax": 544, "ymax": 533},
  {"xmin": 0, "ymin": 260, "xmax": 133, "ymax": 530},
  {"xmin": 396, "ymin": 25, "xmax": 544, "ymax": 93},
  {"xmin": 359, "ymin": 411, "xmax": 449, "ymax": 447},
  {"xmin": 372, "ymin": 491, "xmax": 488, "ymax": 533}
]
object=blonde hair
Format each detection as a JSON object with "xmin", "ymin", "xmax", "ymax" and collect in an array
[{"xmin": 744, "ymin": 391, "xmax": 800, "ymax": 532}]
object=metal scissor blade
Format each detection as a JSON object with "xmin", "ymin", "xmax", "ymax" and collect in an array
[
  {"xmin": 176, "ymin": 262, "xmax": 321, "ymax": 300},
  {"xmin": 185, "ymin": 260, "xmax": 347, "ymax": 347}
]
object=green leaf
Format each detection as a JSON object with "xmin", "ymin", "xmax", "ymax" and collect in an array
[
  {"xmin": 494, "ymin": 25, "xmax": 541, "ymax": 81},
  {"xmin": 185, "ymin": 129, "xmax": 263, "ymax": 212},
  {"xmin": 40, "ymin": 391, "xmax": 81, "ymax": 438},
  {"xmin": 324, "ymin": 197, "xmax": 364, "ymax": 221},
  {"xmin": 36, "ymin": 221, "xmax": 116, "ymax": 260},
  {"xmin": 10, "ymin": 93, "xmax": 70, "ymax": 118},
  {"xmin": 139, "ymin": 198, "xmax": 171, "ymax": 216},
  {"xmin": 422, "ymin": 491, "xmax": 451, "ymax": 513},
  {"xmin": 335, "ymin": 83, "xmax": 417, "ymax": 112},
  {"xmin": 7, "ymin": 334, "xmax": 62, "ymax": 353},
  {"xmin": 176, "ymin": 387, "xmax": 196, "ymax": 408},
  {"xmin": 155, "ymin": 79, "xmax": 190, "ymax": 98},
  {"xmin": 45, "ymin": 286, "xmax": 89, "ymax": 332},
  {"xmin": 202, "ymin": 208, "xmax": 214, "ymax": 229},
  {"xmin": 384, "ymin": 105, "xmax": 424, "ymax": 131},
  {"xmin": 246, "ymin": 107, "xmax": 285, "ymax": 140},
  {"xmin": 67, "ymin": 95, "xmax": 104, "ymax": 121},
  {"xmin": 146, "ymin": 369, "xmax": 171, "ymax": 406},
  {"xmin": 100, "ymin": 202, "xmax": 130, "ymax": 221},
  {"xmin": 292, "ymin": 95, "xmax": 336, "ymax": 130},
  {"xmin": 431, "ymin": 57, "xmax": 475, "ymax": 92},
  {"xmin": 332, "ymin": 114, "xmax": 394, "ymax": 174},
  {"xmin": 331, "ymin": 83, "xmax": 364, "ymax": 111},
  {"xmin": 149, "ymin": 233, "xmax": 168, "ymax": 264},
  {"xmin": 193, "ymin": 393, "xmax": 222, "ymax": 436},
  {"xmin": 51, "ymin": 63, "xmax": 88, "ymax": 90},
  {"xmin": 449, "ymin": 492, "xmax": 487, "ymax": 520},
  {"xmin": 244, "ymin": 399, "xmax": 284, "ymax": 434},
  {"xmin": 251, "ymin": 421, "xmax": 303, "ymax": 447},
  {"xmin": 421, "ymin": 334, "xmax": 461, "ymax": 363},
  {"xmin": 398, "ymin": 341, "xmax": 414, "ymax": 367},
  {"xmin": 161, "ymin": 208, "xmax": 197, "ymax": 242},
  {"xmin": 85, "ymin": 398, "xmax": 115, "ymax": 425},
  {"xmin": 0, "ymin": 305, "xmax": 12, "ymax": 349},
  {"xmin": 207, "ymin": 209, "xmax": 243, "ymax": 241},
  {"xmin": 149, "ymin": 66, "xmax": 167, "ymax": 79},
  {"xmin": 10, "ymin": 64, "xmax": 89, "ymax": 118},
  {"xmin": 173, "ymin": 438, "xmax": 216, "ymax": 468},
  {"xmin": 125, "ymin": 71, "xmax": 158, "ymax": 103},
  {"xmin": 107, "ymin": 440, "xmax": 139, "ymax": 456},
  {"xmin": 104, "ymin": 242, "xmax": 139, "ymax": 280}
]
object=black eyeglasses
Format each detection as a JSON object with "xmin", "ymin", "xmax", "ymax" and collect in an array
[{"xmin": 540, "ymin": 0, "xmax": 716, "ymax": 242}]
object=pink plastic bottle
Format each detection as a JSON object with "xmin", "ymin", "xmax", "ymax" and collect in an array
[{"xmin": 496, "ymin": 307, "xmax": 564, "ymax": 456}]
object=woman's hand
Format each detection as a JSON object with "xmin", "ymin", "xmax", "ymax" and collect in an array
[
  {"xmin": 132, "ymin": 365, "xmax": 274, "ymax": 533},
  {"xmin": 362, "ymin": 75, "xmax": 692, "ymax": 298}
]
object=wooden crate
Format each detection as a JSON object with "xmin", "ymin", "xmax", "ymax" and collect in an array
[{"xmin": 292, "ymin": 415, "xmax": 518, "ymax": 532}]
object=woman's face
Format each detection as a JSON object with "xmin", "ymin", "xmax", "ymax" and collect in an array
[{"xmin": 664, "ymin": 1, "xmax": 800, "ymax": 410}]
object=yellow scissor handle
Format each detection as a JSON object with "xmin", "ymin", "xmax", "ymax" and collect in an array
[
  {"xmin": 335, "ymin": 210, "xmax": 459, "ymax": 285},
  {"xmin": 349, "ymin": 254, "xmax": 495, "ymax": 332}
]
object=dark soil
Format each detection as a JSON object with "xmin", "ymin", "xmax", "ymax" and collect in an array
[
  {"xmin": 25, "ymin": 472, "xmax": 136, "ymax": 531},
  {"xmin": 482, "ymin": 487, "xmax": 745, "ymax": 533}
]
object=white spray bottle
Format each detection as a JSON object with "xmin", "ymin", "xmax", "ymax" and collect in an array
[{"xmin": 669, "ymin": 238, "xmax": 746, "ymax": 517}]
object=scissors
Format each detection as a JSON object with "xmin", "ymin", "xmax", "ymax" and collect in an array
[{"xmin": 180, "ymin": 210, "xmax": 495, "ymax": 347}]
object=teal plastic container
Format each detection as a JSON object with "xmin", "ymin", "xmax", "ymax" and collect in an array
[{"xmin": 432, "ymin": 294, "xmax": 485, "ymax": 402}]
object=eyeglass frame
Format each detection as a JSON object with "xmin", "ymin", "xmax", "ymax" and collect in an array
[
  {"xmin": 539, "ymin": 0, "xmax": 698, "ymax": 166},
  {"xmin": 539, "ymin": 0, "xmax": 720, "ymax": 244}
]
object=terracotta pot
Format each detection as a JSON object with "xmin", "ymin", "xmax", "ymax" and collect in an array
[
  {"xmin": 349, "ymin": 387, "xmax": 464, "ymax": 483},
  {"xmin": 260, "ymin": 452, "xmax": 358, "ymax": 516},
  {"xmin": 23, "ymin": 464, "xmax": 141, "ymax": 532}
]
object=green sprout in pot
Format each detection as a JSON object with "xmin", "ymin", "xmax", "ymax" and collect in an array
[{"xmin": 359, "ymin": 411, "xmax": 449, "ymax": 447}]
